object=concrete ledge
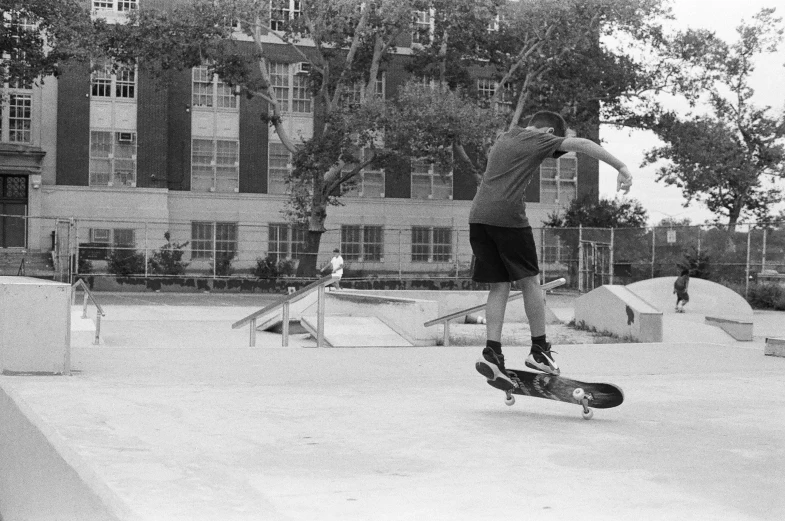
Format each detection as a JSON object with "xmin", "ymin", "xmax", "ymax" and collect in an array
[
  {"xmin": 764, "ymin": 337, "xmax": 785, "ymax": 357},
  {"xmin": 705, "ymin": 316, "xmax": 753, "ymax": 341},
  {"xmin": 575, "ymin": 285, "xmax": 663, "ymax": 342},
  {"xmin": 0, "ymin": 384, "xmax": 133, "ymax": 521}
]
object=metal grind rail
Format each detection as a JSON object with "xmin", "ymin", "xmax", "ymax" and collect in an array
[
  {"xmin": 71, "ymin": 279, "xmax": 106, "ymax": 345},
  {"xmin": 232, "ymin": 274, "xmax": 337, "ymax": 348},
  {"xmin": 424, "ymin": 278, "xmax": 567, "ymax": 346}
]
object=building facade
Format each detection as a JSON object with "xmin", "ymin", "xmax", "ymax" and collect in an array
[{"xmin": 1, "ymin": 0, "xmax": 599, "ymax": 277}]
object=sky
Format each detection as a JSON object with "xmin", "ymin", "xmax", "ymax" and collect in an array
[{"xmin": 598, "ymin": 0, "xmax": 785, "ymax": 226}]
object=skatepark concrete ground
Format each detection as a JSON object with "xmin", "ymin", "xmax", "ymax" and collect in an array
[{"xmin": 2, "ymin": 292, "xmax": 785, "ymax": 521}]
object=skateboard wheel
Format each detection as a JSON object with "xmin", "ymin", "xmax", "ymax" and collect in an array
[
  {"xmin": 572, "ymin": 388, "xmax": 585, "ymax": 401},
  {"xmin": 504, "ymin": 393, "xmax": 515, "ymax": 406},
  {"xmin": 582, "ymin": 409, "xmax": 594, "ymax": 420}
]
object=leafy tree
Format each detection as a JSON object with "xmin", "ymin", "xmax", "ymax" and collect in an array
[
  {"xmin": 0, "ymin": 0, "xmax": 93, "ymax": 87},
  {"xmin": 644, "ymin": 9, "xmax": 785, "ymax": 232},
  {"xmin": 148, "ymin": 232, "xmax": 190, "ymax": 275},
  {"xmin": 103, "ymin": 0, "xmax": 427, "ymax": 276},
  {"xmin": 545, "ymin": 196, "xmax": 648, "ymax": 228}
]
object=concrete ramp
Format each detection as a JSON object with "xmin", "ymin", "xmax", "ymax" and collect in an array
[
  {"xmin": 626, "ymin": 277, "xmax": 753, "ymax": 319},
  {"xmin": 300, "ymin": 315, "xmax": 414, "ymax": 347},
  {"xmin": 256, "ymin": 291, "xmax": 318, "ymax": 331},
  {"xmin": 575, "ymin": 285, "xmax": 663, "ymax": 342},
  {"xmin": 663, "ymin": 315, "xmax": 736, "ymax": 345}
]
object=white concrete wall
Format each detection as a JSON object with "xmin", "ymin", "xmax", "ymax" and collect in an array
[
  {"xmin": 0, "ymin": 277, "xmax": 71, "ymax": 374},
  {"xmin": 0, "ymin": 385, "xmax": 129, "ymax": 521}
]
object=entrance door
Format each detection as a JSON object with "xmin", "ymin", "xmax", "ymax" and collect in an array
[
  {"xmin": 580, "ymin": 241, "xmax": 612, "ymax": 292},
  {"xmin": 0, "ymin": 175, "xmax": 28, "ymax": 248}
]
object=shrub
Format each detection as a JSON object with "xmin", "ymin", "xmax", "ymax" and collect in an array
[
  {"xmin": 107, "ymin": 248, "xmax": 145, "ymax": 276},
  {"xmin": 253, "ymin": 255, "xmax": 296, "ymax": 278},
  {"xmin": 745, "ymin": 282, "xmax": 785, "ymax": 310},
  {"xmin": 209, "ymin": 251, "xmax": 235, "ymax": 277},
  {"xmin": 149, "ymin": 232, "xmax": 189, "ymax": 275}
]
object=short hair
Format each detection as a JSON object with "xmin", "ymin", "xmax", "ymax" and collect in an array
[
  {"xmin": 333, "ymin": 248, "xmax": 340, "ymax": 253},
  {"xmin": 681, "ymin": 268, "xmax": 690, "ymax": 276},
  {"xmin": 528, "ymin": 111, "xmax": 567, "ymax": 138}
]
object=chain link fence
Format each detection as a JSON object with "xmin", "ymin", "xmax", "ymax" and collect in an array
[{"xmin": 2, "ymin": 215, "xmax": 784, "ymax": 295}]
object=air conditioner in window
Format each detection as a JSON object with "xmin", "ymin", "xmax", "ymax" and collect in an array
[
  {"xmin": 293, "ymin": 62, "xmax": 312, "ymax": 75},
  {"xmin": 116, "ymin": 132, "xmax": 135, "ymax": 144}
]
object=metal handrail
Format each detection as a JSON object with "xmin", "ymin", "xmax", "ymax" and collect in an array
[
  {"xmin": 423, "ymin": 278, "xmax": 566, "ymax": 346},
  {"xmin": 233, "ymin": 274, "xmax": 337, "ymax": 347},
  {"xmin": 71, "ymin": 279, "xmax": 105, "ymax": 345}
]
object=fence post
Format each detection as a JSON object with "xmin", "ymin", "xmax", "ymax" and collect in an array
[
  {"xmin": 317, "ymin": 284, "xmax": 325, "ymax": 347},
  {"xmin": 762, "ymin": 227, "xmax": 767, "ymax": 272},
  {"xmin": 609, "ymin": 227, "xmax": 615, "ymax": 285},
  {"xmin": 745, "ymin": 225, "xmax": 752, "ymax": 299},
  {"xmin": 144, "ymin": 222, "xmax": 149, "ymax": 277},
  {"xmin": 398, "ymin": 229, "xmax": 402, "ymax": 282},
  {"xmin": 578, "ymin": 225, "xmax": 583, "ymax": 292},
  {"xmin": 651, "ymin": 226, "xmax": 656, "ymax": 279},
  {"xmin": 540, "ymin": 228, "xmax": 546, "ymax": 284},
  {"xmin": 212, "ymin": 222, "xmax": 217, "ymax": 279}
]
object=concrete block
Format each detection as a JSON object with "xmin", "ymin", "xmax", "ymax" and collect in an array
[
  {"xmin": 0, "ymin": 277, "xmax": 71, "ymax": 375},
  {"xmin": 705, "ymin": 316, "xmax": 753, "ymax": 341},
  {"xmin": 575, "ymin": 285, "xmax": 663, "ymax": 343},
  {"xmin": 764, "ymin": 337, "xmax": 785, "ymax": 357}
]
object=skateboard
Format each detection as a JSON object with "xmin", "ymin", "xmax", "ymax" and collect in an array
[{"xmin": 486, "ymin": 369, "xmax": 624, "ymax": 420}]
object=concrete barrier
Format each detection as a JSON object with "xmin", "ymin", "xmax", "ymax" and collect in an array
[
  {"xmin": 764, "ymin": 337, "xmax": 785, "ymax": 357},
  {"xmin": 0, "ymin": 277, "xmax": 71, "ymax": 375},
  {"xmin": 705, "ymin": 316, "xmax": 753, "ymax": 341},
  {"xmin": 575, "ymin": 285, "xmax": 663, "ymax": 342}
]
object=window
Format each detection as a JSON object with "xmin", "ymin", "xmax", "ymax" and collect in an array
[
  {"xmin": 412, "ymin": 226, "xmax": 452, "ymax": 263},
  {"xmin": 270, "ymin": 0, "xmax": 301, "ymax": 30},
  {"xmin": 412, "ymin": 10, "xmax": 432, "ymax": 45},
  {"xmin": 91, "ymin": 59, "xmax": 136, "ymax": 100},
  {"xmin": 191, "ymin": 66, "xmax": 237, "ymax": 109},
  {"xmin": 1, "ymin": 93, "xmax": 32, "ymax": 143},
  {"xmin": 477, "ymin": 78, "xmax": 513, "ymax": 113},
  {"xmin": 342, "ymin": 148, "xmax": 385, "ymax": 198},
  {"xmin": 93, "ymin": 1, "xmax": 137, "ymax": 12},
  {"xmin": 191, "ymin": 222, "xmax": 238, "ymax": 260},
  {"xmin": 341, "ymin": 74, "xmax": 385, "ymax": 110},
  {"xmin": 268, "ymin": 223, "xmax": 307, "ymax": 261},
  {"xmin": 411, "ymin": 159, "xmax": 452, "ymax": 200},
  {"xmin": 89, "ymin": 131, "xmax": 137, "ymax": 187},
  {"xmin": 340, "ymin": 225, "xmax": 383, "ymax": 262},
  {"xmin": 540, "ymin": 156, "xmax": 577, "ymax": 204},
  {"xmin": 191, "ymin": 139, "xmax": 239, "ymax": 192},
  {"xmin": 268, "ymin": 142, "xmax": 292, "ymax": 194},
  {"xmin": 268, "ymin": 62, "xmax": 312, "ymax": 114}
]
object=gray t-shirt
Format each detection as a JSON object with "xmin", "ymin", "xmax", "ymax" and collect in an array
[{"xmin": 469, "ymin": 128, "xmax": 566, "ymax": 228}]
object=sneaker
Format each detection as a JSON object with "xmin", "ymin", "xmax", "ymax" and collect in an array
[
  {"xmin": 475, "ymin": 347, "xmax": 514, "ymax": 390},
  {"xmin": 525, "ymin": 343, "xmax": 560, "ymax": 375}
]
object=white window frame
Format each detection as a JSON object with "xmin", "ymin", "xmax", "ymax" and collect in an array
[
  {"xmin": 191, "ymin": 221, "xmax": 238, "ymax": 261},
  {"xmin": 92, "ymin": 1, "xmax": 137, "ymax": 13},
  {"xmin": 268, "ymin": 141, "xmax": 292, "ymax": 194},
  {"xmin": 411, "ymin": 226, "xmax": 453, "ymax": 263},
  {"xmin": 269, "ymin": 62, "xmax": 312, "ymax": 114},
  {"xmin": 540, "ymin": 155, "xmax": 578, "ymax": 205},
  {"xmin": 270, "ymin": 0, "xmax": 302, "ymax": 31},
  {"xmin": 342, "ymin": 147, "xmax": 385, "ymax": 199},
  {"xmin": 268, "ymin": 223, "xmax": 307, "ymax": 261},
  {"xmin": 191, "ymin": 65, "xmax": 238, "ymax": 110},
  {"xmin": 91, "ymin": 59, "xmax": 137, "ymax": 100},
  {"xmin": 340, "ymin": 225, "xmax": 384, "ymax": 262},
  {"xmin": 411, "ymin": 159, "xmax": 453, "ymax": 200},
  {"xmin": 89, "ymin": 131, "xmax": 138, "ymax": 187},
  {"xmin": 191, "ymin": 138, "xmax": 240, "ymax": 193},
  {"xmin": 476, "ymin": 78, "xmax": 513, "ymax": 114},
  {"xmin": 411, "ymin": 9, "xmax": 434, "ymax": 46}
]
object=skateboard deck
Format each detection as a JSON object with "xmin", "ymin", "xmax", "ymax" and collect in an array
[{"xmin": 487, "ymin": 368, "xmax": 624, "ymax": 419}]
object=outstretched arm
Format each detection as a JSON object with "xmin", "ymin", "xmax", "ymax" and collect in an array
[{"xmin": 558, "ymin": 137, "xmax": 632, "ymax": 193}]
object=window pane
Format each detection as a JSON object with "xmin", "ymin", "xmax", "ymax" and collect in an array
[
  {"xmin": 432, "ymin": 227, "xmax": 452, "ymax": 262},
  {"xmin": 268, "ymin": 223, "xmax": 289, "ymax": 261},
  {"xmin": 91, "ymin": 60, "xmax": 112, "ymax": 97},
  {"xmin": 191, "ymin": 222, "xmax": 213, "ymax": 259},
  {"xmin": 431, "ymin": 174, "xmax": 452, "ymax": 200},
  {"xmin": 269, "ymin": 63, "xmax": 289, "ymax": 112},
  {"xmin": 192, "ymin": 66, "xmax": 213, "ymax": 107},
  {"xmin": 113, "ymin": 228, "xmax": 135, "ymax": 248},
  {"xmin": 411, "ymin": 226, "xmax": 430, "ymax": 262},
  {"xmin": 541, "ymin": 180, "xmax": 558, "ymax": 204},
  {"xmin": 292, "ymin": 73, "xmax": 311, "ymax": 113},
  {"xmin": 115, "ymin": 65, "xmax": 135, "ymax": 99},
  {"xmin": 215, "ymin": 222, "xmax": 238, "ymax": 257},
  {"xmin": 363, "ymin": 226, "xmax": 383, "ymax": 262},
  {"xmin": 268, "ymin": 142, "xmax": 291, "ymax": 194},
  {"xmin": 8, "ymin": 94, "xmax": 32, "ymax": 143},
  {"xmin": 216, "ymin": 81, "xmax": 236, "ymax": 109},
  {"xmin": 341, "ymin": 225, "xmax": 361, "ymax": 261}
]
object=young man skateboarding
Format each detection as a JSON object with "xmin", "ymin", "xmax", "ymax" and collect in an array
[
  {"xmin": 472, "ymin": 111, "xmax": 633, "ymax": 389},
  {"xmin": 674, "ymin": 269, "xmax": 690, "ymax": 312}
]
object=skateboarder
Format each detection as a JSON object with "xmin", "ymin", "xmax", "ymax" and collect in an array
[
  {"xmin": 472, "ymin": 110, "xmax": 633, "ymax": 389},
  {"xmin": 674, "ymin": 269, "xmax": 690, "ymax": 312},
  {"xmin": 324, "ymin": 248, "xmax": 344, "ymax": 290}
]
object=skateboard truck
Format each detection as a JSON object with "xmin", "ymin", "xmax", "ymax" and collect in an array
[{"xmin": 572, "ymin": 388, "xmax": 594, "ymax": 420}]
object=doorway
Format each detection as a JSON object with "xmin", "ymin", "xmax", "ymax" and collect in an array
[{"xmin": 0, "ymin": 175, "xmax": 28, "ymax": 248}]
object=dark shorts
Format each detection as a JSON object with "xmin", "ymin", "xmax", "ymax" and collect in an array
[
  {"xmin": 469, "ymin": 223, "xmax": 540, "ymax": 283},
  {"xmin": 676, "ymin": 291, "xmax": 689, "ymax": 302}
]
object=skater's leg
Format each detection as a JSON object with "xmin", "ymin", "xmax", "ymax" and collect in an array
[
  {"xmin": 485, "ymin": 282, "xmax": 510, "ymax": 342},
  {"xmin": 519, "ymin": 275, "xmax": 545, "ymax": 337}
]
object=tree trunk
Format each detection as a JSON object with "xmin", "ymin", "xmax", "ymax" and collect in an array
[{"xmin": 296, "ymin": 229, "xmax": 324, "ymax": 277}]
